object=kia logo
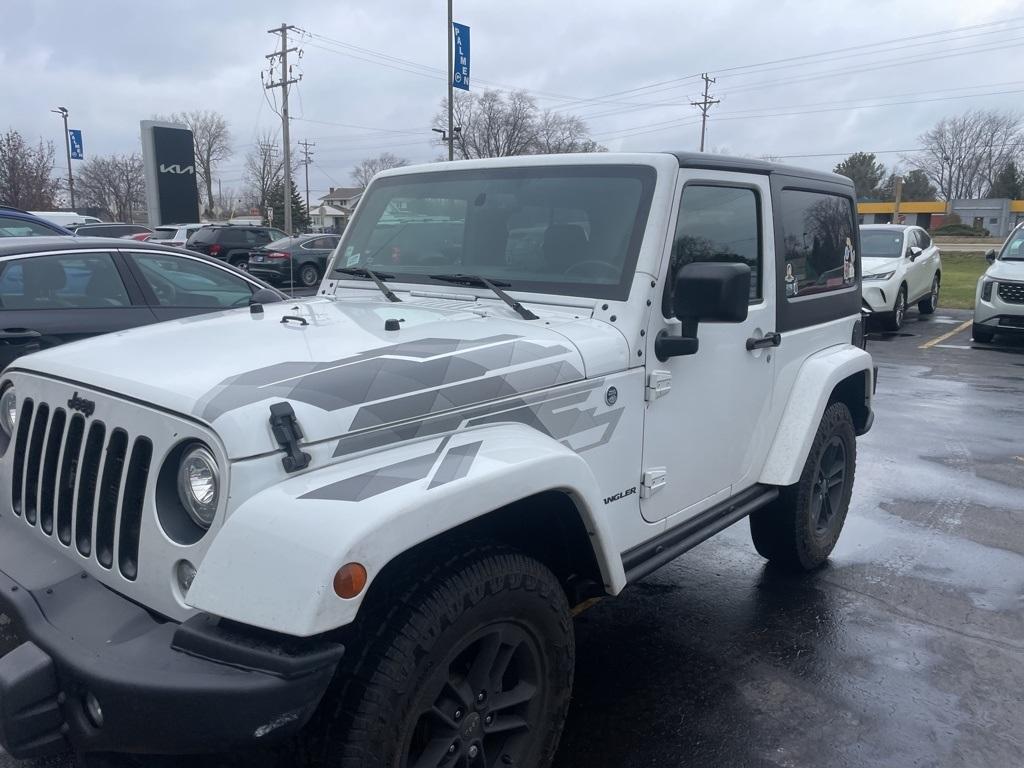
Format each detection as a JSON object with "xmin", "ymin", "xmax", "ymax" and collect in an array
[{"xmin": 159, "ymin": 164, "xmax": 195, "ymax": 175}]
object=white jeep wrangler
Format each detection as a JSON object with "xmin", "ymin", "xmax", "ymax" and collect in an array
[{"xmin": 0, "ymin": 152, "xmax": 874, "ymax": 766}]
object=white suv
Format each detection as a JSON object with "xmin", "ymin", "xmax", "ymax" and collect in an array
[
  {"xmin": 860, "ymin": 224, "xmax": 942, "ymax": 331},
  {"xmin": 974, "ymin": 223, "xmax": 1024, "ymax": 343},
  {"xmin": 0, "ymin": 153, "xmax": 874, "ymax": 766}
]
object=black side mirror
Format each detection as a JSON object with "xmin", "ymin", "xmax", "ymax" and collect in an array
[
  {"xmin": 251, "ymin": 287, "xmax": 284, "ymax": 305},
  {"xmin": 985, "ymin": 249, "xmax": 997, "ymax": 264},
  {"xmin": 656, "ymin": 262, "xmax": 751, "ymax": 360},
  {"xmin": 907, "ymin": 246, "xmax": 923, "ymax": 261}
]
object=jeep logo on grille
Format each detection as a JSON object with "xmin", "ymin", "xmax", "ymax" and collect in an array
[{"xmin": 67, "ymin": 392, "xmax": 96, "ymax": 417}]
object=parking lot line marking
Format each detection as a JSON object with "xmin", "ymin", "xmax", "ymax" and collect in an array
[
  {"xmin": 934, "ymin": 344, "xmax": 973, "ymax": 350},
  {"xmin": 920, "ymin": 319, "xmax": 973, "ymax": 349}
]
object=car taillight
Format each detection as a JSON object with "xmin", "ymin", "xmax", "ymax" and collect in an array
[
  {"xmin": 266, "ymin": 251, "xmax": 290, "ymax": 260},
  {"xmin": 209, "ymin": 244, "xmax": 221, "ymax": 256},
  {"xmin": 981, "ymin": 280, "xmax": 994, "ymax": 301}
]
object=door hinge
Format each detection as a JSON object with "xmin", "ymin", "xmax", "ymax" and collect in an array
[
  {"xmin": 641, "ymin": 468, "xmax": 667, "ymax": 498},
  {"xmin": 645, "ymin": 370, "xmax": 672, "ymax": 402}
]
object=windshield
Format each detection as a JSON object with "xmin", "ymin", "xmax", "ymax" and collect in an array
[
  {"xmin": 332, "ymin": 165, "xmax": 657, "ymax": 300},
  {"xmin": 860, "ymin": 229, "xmax": 903, "ymax": 258},
  {"xmin": 149, "ymin": 228, "xmax": 178, "ymax": 240},
  {"xmin": 999, "ymin": 228, "xmax": 1024, "ymax": 261}
]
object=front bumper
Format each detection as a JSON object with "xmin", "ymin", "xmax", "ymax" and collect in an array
[
  {"xmin": 974, "ymin": 281, "xmax": 1024, "ymax": 333},
  {"xmin": 0, "ymin": 532, "xmax": 343, "ymax": 758},
  {"xmin": 861, "ymin": 279, "xmax": 898, "ymax": 312}
]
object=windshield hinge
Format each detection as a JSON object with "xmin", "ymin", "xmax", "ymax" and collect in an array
[
  {"xmin": 269, "ymin": 402, "xmax": 311, "ymax": 473},
  {"xmin": 641, "ymin": 468, "xmax": 667, "ymax": 498},
  {"xmin": 645, "ymin": 370, "xmax": 672, "ymax": 402}
]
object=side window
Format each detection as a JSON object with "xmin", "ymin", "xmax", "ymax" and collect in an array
[
  {"xmin": 0, "ymin": 253, "xmax": 130, "ymax": 309},
  {"xmin": 664, "ymin": 184, "xmax": 761, "ymax": 315},
  {"xmin": 131, "ymin": 252, "xmax": 254, "ymax": 308},
  {"xmin": 779, "ymin": 189, "xmax": 857, "ymax": 298},
  {"xmin": 905, "ymin": 230, "xmax": 919, "ymax": 251},
  {"xmin": 918, "ymin": 230, "xmax": 932, "ymax": 249},
  {"xmin": 0, "ymin": 216, "xmax": 59, "ymax": 237}
]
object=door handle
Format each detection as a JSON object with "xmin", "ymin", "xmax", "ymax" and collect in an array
[
  {"xmin": 0, "ymin": 328, "xmax": 42, "ymax": 345},
  {"xmin": 745, "ymin": 331, "xmax": 781, "ymax": 351}
]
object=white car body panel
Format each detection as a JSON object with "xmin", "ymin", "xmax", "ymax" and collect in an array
[
  {"xmin": 974, "ymin": 226, "xmax": 1024, "ymax": 332},
  {"xmin": 859, "ymin": 225, "xmax": 941, "ymax": 314}
]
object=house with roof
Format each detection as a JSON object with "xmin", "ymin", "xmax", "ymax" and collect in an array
[{"xmin": 312, "ymin": 187, "xmax": 363, "ymax": 233}]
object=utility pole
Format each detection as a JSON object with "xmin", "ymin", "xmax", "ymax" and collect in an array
[
  {"xmin": 266, "ymin": 24, "xmax": 301, "ymax": 234},
  {"xmin": 298, "ymin": 139, "xmax": 315, "ymax": 216},
  {"xmin": 447, "ymin": 0, "xmax": 455, "ymax": 161},
  {"xmin": 892, "ymin": 175, "xmax": 904, "ymax": 225},
  {"xmin": 51, "ymin": 107, "xmax": 74, "ymax": 208},
  {"xmin": 690, "ymin": 73, "xmax": 720, "ymax": 153}
]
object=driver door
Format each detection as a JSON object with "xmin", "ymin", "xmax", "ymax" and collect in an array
[{"xmin": 123, "ymin": 251, "xmax": 257, "ymax": 321}]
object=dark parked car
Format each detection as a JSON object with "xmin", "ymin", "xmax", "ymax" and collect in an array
[
  {"xmin": 0, "ymin": 207, "xmax": 73, "ymax": 237},
  {"xmin": 185, "ymin": 225, "xmax": 288, "ymax": 270},
  {"xmin": 71, "ymin": 222, "xmax": 153, "ymax": 238},
  {"xmin": 0, "ymin": 237, "xmax": 284, "ymax": 370},
  {"xmin": 247, "ymin": 234, "xmax": 341, "ymax": 288}
]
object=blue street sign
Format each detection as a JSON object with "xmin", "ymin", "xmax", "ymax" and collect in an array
[
  {"xmin": 68, "ymin": 129, "xmax": 83, "ymax": 160},
  {"xmin": 452, "ymin": 22, "xmax": 470, "ymax": 91}
]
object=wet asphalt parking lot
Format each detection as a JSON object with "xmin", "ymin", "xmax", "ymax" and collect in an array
[{"xmin": 2, "ymin": 308, "xmax": 1022, "ymax": 768}]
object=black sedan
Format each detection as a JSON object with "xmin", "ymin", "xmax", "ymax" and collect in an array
[
  {"xmin": 246, "ymin": 234, "xmax": 341, "ymax": 288},
  {"xmin": 0, "ymin": 237, "xmax": 284, "ymax": 370}
]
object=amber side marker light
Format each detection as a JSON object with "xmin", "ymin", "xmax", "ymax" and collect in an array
[{"xmin": 334, "ymin": 562, "xmax": 368, "ymax": 599}]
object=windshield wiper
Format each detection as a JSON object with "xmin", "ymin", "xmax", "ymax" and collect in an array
[
  {"xmin": 334, "ymin": 266, "xmax": 402, "ymax": 302},
  {"xmin": 428, "ymin": 273, "xmax": 538, "ymax": 320}
]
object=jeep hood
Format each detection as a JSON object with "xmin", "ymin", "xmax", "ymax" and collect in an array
[{"xmin": 15, "ymin": 297, "xmax": 625, "ymax": 459}]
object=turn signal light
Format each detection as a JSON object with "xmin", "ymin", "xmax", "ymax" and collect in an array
[
  {"xmin": 333, "ymin": 562, "xmax": 368, "ymax": 599},
  {"xmin": 209, "ymin": 244, "xmax": 222, "ymax": 256}
]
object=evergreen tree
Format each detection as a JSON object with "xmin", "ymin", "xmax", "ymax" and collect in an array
[
  {"xmin": 833, "ymin": 152, "xmax": 886, "ymax": 200},
  {"xmin": 988, "ymin": 162, "xmax": 1022, "ymax": 199},
  {"xmin": 267, "ymin": 178, "xmax": 309, "ymax": 233}
]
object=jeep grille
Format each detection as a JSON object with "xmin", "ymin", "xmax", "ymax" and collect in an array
[
  {"xmin": 996, "ymin": 281, "xmax": 1024, "ymax": 304},
  {"xmin": 10, "ymin": 398, "xmax": 153, "ymax": 581}
]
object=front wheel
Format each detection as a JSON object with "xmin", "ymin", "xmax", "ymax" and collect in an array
[
  {"xmin": 305, "ymin": 546, "xmax": 574, "ymax": 768},
  {"xmin": 918, "ymin": 275, "xmax": 940, "ymax": 314},
  {"xmin": 972, "ymin": 323, "xmax": 995, "ymax": 343},
  {"xmin": 881, "ymin": 285, "xmax": 907, "ymax": 331},
  {"xmin": 750, "ymin": 402, "xmax": 856, "ymax": 571}
]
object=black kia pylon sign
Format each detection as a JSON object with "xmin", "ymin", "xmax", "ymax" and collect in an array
[{"xmin": 141, "ymin": 120, "xmax": 200, "ymax": 226}]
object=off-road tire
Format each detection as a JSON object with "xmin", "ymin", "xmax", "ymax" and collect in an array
[
  {"xmin": 749, "ymin": 402, "xmax": 856, "ymax": 571},
  {"xmin": 918, "ymin": 275, "xmax": 939, "ymax": 314},
  {"xmin": 972, "ymin": 323, "xmax": 995, "ymax": 343},
  {"xmin": 299, "ymin": 545, "xmax": 574, "ymax": 768},
  {"xmin": 881, "ymin": 285, "xmax": 907, "ymax": 331},
  {"xmin": 298, "ymin": 263, "xmax": 321, "ymax": 288}
]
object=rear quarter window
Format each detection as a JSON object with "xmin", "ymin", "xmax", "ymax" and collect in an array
[{"xmin": 779, "ymin": 189, "xmax": 857, "ymax": 298}]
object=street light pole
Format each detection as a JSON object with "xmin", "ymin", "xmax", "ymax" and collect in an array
[
  {"xmin": 447, "ymin": 0, "xmax": 454, "ymax": 161},
  {"xmin": 52, "ymin": 107, "xmax": 75, "ymax": 208}
]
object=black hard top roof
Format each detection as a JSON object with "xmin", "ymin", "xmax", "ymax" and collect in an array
[
  {"xmin": 0, "ymin": 236, "xmax": 198, "ymax": 258},
  {"xmin": 668, "ymin": 151, "xmax": 851, "ymax": 188}
]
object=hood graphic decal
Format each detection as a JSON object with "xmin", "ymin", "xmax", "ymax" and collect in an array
[{"xmin": 195, "ymin": 334, "xmax": 575, "ymax": 421}]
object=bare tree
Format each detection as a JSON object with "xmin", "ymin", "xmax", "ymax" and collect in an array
[
  {"xmin": 351, "ymin": 152, "xmax": 409, "ymax": 188},
  {"xmin": 0, "ymin": 130, "xmax": 60, "ymax": 208},
  {"xmin": 76, "ymin": 154, "xmax": 145, "ymax": 222},
  {"xmin": 914, "ymin": 110, "xmax": 1024, "ymax": 200},
  {"xmin": 437, "ymin": 89, "xmax": 539, "ymax": 159},
  {"xmin": 533, "ymin": 111, "xmax": 606, "ymax": 154},
  {"xmin": 243, "ymin": 133, "xmax": 286, "ymax": 214},
  {"xmin": 156, "ymin": 111, "xmax": 232, "ymax": 216}
]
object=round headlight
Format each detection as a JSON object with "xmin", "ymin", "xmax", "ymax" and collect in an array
[
  {"xmin": 0, "ymin": 386, "xmax": 17, "ymax": 436},
  {"xmin": 176, "ymin": 445, "xmax": 219, "ymax": 528}
]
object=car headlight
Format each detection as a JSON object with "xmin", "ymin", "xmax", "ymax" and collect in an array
[
  {"xmin": 981, "ymin": 280, "xmax": 994, "ymax": 301},
  {"xmin": 176, "ymin": 445, "xmax": 219, "ymax": 528},
  {"xmin": 0, "ymin": 386, "xmax": 17, "ymax": 437},
  {"xmin": 863, "ymin": 271, "xmax": 895, "ymax": 281}
]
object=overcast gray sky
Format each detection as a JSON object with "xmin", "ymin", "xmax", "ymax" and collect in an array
[{"xmin": 3, "ymin": 0, "xmax": 1023, "ymax": 201}]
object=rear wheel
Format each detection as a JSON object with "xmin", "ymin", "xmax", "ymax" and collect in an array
[
  {"xmin": 302, "ymin": 546, "xmax": 574, "ymax": 768},
  {"xmin": 918, "ymin": 275, "xmax": 940, "ymax": 314},
  {"xmin": 750, "ymin": 402, "xmax": 856, "ymax": 571},
  {"xmin": 231, "ymin": 257, "xmax": 248, "ymax": 271},
  {"xmin": 298, "ymin": 263, "xmax": 321, "ymax": 288},
  {"xmin": 882, "ymin": 285, "xmax": 907, "ymax": 331},
  {"xmin": 972, "ymin": 323, "xmax": 995, "ymax": 343}
]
